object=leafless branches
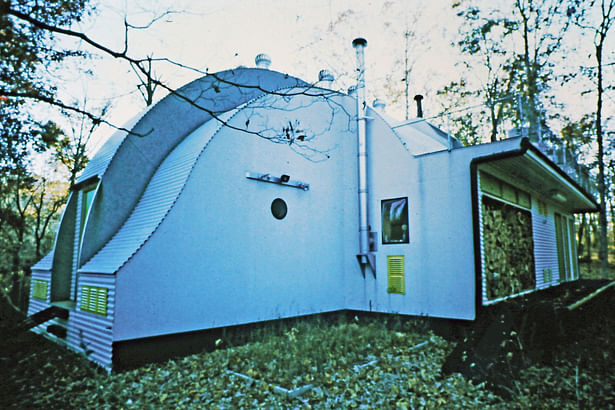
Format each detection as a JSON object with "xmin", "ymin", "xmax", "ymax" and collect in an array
[{"xmin": 3, "ymin": 4, "xmax": 353, "ymax": 160}]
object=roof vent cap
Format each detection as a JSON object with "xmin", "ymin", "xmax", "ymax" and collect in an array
[
  {"xmin": 255, "ymin": 53, "xmax": 271, "ymax": 69},
  {"xmin": 318, "ymin": 69, "xmax": 335, "ymax": 83},
  {"xmin": 373, "ymin": 99, "xmax": 386, "ymax": 113}
]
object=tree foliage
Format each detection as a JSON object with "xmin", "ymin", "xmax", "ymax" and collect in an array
[
  {"xmin": 448, "ymin": 0, "xmax": 576, "ymax": 145},
  {"xmin": 0, "ymin": 0, "xmax": 92, "ymax": 170}
]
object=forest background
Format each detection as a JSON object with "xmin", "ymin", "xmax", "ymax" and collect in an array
[{"xmin": 1, "ymin": 0, "xmax": 614, "ymax": 312}]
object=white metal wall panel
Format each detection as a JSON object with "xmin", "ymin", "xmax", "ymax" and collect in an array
[
  {"xmin": 27, "ymin": 271, "xmax": 51, "ymax": 316},
  {"xmin": 67, "ymin": 274, "xmax": 116, "ymax": 370},
  {"xmin": 79, "ymin": 110, "xmax": 234, "ymax": 274},
  {"xmin": 532, "ymin": 208, "xmax": 559, "ymax": 288}
]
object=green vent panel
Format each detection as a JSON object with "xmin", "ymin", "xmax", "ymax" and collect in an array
[
  {"xmin": 32, "ymin": 279, "xmax": 48, "ymax": 301},
  {"xmin": 80, "ymin": 286, "xmax": 108, "ymax": 316},
  {"xmin": 543, "ymin": 268, "xmax": 553, "ymax": 283},
  {"xmin": 387, "ymin": 256, "xmax": 405, "ymax": 294}
]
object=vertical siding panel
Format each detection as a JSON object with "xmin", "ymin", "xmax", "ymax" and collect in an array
[
  {"xmin": 67, "ymin": 273, "xmax": 115, "ymax": 370},
  {"xmin": 71, "ymin": 191, "xmax": 82, "ymax": 300},
  {"xmin": 477, "ymin": 172, "xmax": 489, "ymax": 305},
  {"xmin": 532, "ymin": 207, "xmax": 559, "ymax": 288}
]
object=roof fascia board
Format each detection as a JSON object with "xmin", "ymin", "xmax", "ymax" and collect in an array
[
  {"xmin": 523, "ymin": 150, "xmax": 598, "ymax": 212},
  {"xmin": 522, "ymin": 141, "xmax": 600, "ymax": 211}
]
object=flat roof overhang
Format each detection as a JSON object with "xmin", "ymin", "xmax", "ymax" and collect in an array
[
  {"xmin": 469, "ymin": 138, "xmax": 599, "ymax": 313},
  {"xmin": 472, "ymin": 138, "xmax": 599, "ymax": 214}
]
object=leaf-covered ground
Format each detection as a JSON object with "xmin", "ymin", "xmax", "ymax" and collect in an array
[
  {"xmin": 1, "ymin": 315, "xmax": 503, "ymax": 409},
  {"xmin": 1, "ymin": 262, "xmax": 614, "ymax": 408}
]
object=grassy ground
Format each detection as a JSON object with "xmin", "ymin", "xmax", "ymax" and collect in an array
[{"xmin": 1, "ymin": 261, "xmax": 614, "ymax": 408}]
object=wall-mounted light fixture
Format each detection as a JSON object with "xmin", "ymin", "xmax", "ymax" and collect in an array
[
  {"xmin": 245, "ymin": 171, "xmax": 309, "ymax": 191},
  {"xmin": 549, "ymin": 189, "xmax": 567, "ymax": 203}
]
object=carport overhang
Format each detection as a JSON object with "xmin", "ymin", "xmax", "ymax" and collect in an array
[{"xmin": 469, "ymin": 137, "xmax": 600, "ymax": 314}]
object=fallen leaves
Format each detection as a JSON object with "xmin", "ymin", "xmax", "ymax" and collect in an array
[{"xmin": 3, "ymin": 302, "xmax": 614, "ymax": 408}]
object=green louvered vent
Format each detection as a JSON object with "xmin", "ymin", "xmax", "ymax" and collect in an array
[
  {"xmin": 387, "ymin": 256, "xmax": 405, "ymax": 294},
  {"xmin": 32, "ymin": 279, "xmax": 48, "ymax": 301},
  {"xmin": 80, "ymin": 286, "xmax": 108, "ymax": 316}
]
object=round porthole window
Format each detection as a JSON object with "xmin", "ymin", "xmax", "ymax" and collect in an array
[{"xmin": 271, "ymin": 198, "xmax": 287, "ymax": 220}]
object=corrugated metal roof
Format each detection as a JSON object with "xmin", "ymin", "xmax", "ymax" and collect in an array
[
  {"xmin": 76, "ymin": 110, "xmax": 150, "ymax": 184},
  {"xmin": 77, "ymin": 68, "xmax": 307, "ymax": 187},
  {"xmin": 79, "ymin": 109, "xmax": 236, "ymax": 274},
  {"xmin": 31, "ymin": 251, "xmax": 54, "ymax": 271}
]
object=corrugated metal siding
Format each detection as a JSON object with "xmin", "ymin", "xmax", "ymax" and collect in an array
[
  {"xmin": 67, "ymin": 274, "xmax": 116, "ymax": 370},
  {"xmin": 31, "ymin": 251, "xmax": 54, "ymax": 271},
  {"xmin": 532, "ymin": 208, "xmax": 559, "ymax": 288},
  {"xmin": 477, "ymin": 176, "xmax": 489, "ymax": 304},
  {"xmin": 27, "ymin": 271, "xmax": 51, "ymax": 316},
  {"xmin": 80, "ymin": 110, "xmax": 235, "ymax": 274},
  {"xmin": 71, "ymin": 191, "xmax": 82, "ymax": 299}
]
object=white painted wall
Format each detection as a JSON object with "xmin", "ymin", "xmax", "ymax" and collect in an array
[
  {"xmin": 363, "ymin": 118, "xmax": 480, "ymax": 320},
  {"xmin": 114, "ymin": 93, "xmax": 361, "ymax": 341}
]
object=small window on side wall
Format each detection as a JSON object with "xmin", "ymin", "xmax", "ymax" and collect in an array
[{"xmin": 381, "ymin": 197, "xmax": 409, "ymax": 244}]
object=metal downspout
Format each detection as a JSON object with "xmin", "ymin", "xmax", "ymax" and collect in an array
[{"xmin": 353, "ymin": 37, "xmax": 376, "ymax": 277}]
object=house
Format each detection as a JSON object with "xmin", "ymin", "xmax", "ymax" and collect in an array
[{"xmin": 28, "ymin": 40, "xmax": 599, "ymax": 370}]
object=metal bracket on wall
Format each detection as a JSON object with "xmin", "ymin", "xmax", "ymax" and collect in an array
[
  {"xmin": 356, "ymin": 253, "xmax": 376, "ymax": 278},
  {"xmin": 245, "ymin": 171, "xmax": 309, "ymax": 191}
]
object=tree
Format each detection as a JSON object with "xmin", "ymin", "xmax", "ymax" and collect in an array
[
  {"xmin": 131, "ymin": 56, "xmax": 160, "ymax": 107},
  {"xmin": 452, "ymin": 3, "xmax": 517, "ymax": 142},
  {"xmin": 1, "ymin": 0, "xmax": 92, "ymax": 169},
  {"xmin": 450, "ymin": 0, "xmax": 574, "ymax": 144},
  {"xmin": 53, "ymin": 99, "xmax": 108, "ymax": 187},
  {"xmin": 574, "ymin": 0, "xmax": 615, "ymax": 277}
]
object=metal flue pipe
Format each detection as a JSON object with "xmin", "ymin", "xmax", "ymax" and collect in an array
[{"xmin": 352, "ymin": 37, "xmax": 372, "ymax": 272}]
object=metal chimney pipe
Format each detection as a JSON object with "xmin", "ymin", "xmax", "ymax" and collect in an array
[
  {"xmin": 352, "ymin": 37, "xmax": 372, "ymax": 272},
  {"xmin": 414, "ymin": 94, "xmax": 424, "ymax": 118}
]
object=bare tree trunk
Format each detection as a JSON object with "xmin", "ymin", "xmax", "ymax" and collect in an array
[
  {"xmin": 589, "ymin": 213, "xmax": 596, "ymax": 261},
  {"xmin": 596, "ymin": 41, "xmax": 609, "ymax": 278},
  {"xmin": 577, "ymin": 213, "xmax": 586, "ymax": 259}
]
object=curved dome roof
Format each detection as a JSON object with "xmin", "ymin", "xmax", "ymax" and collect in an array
[
  {"xmin": 74, "ymin": 68, "xmax": 309, "ymax": 268},
  {"xmin": 76, "ymin": 68, "xmax": 308, "ymax": 185}
]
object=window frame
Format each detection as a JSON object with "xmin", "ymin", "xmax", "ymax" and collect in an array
[{"xmin": 381, "ymin": 197, "xmax": 410, "ymax": 245}]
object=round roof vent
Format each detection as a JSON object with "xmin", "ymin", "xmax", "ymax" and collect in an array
[
  {"xmin": 255, "ymin": 53, "xmax": 271, "ymax": 69},
  {"xmin": 318, "ymin": 69, "xmax": 335, "ymax": 82}
]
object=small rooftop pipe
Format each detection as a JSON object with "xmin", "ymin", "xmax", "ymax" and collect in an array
[
  {"xmin": 352, "ymin": 37, "xmax": 375, "ymax": 276},
  {"xmin": 414, "ymin": 94, "xmax": 424, "ymax": 118}
]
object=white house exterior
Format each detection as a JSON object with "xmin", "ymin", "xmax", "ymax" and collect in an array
[{"xmin": 28, "ymin": 49, "xmax": 598, "ymax": 370}]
